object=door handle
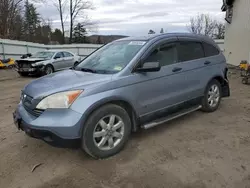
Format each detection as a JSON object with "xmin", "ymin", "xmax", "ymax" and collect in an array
[
  {"xmin": 204, "ymin": 61, "xmax": 211, "ymax": 65},
  {"xmin": 172, "ymin": 67, "xmax": 182, "ymax": 72}
]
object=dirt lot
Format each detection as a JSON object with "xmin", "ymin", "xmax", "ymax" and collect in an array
[{"xmin": 1, "ymin": 69, "xmax": 250, "ymax": 188}]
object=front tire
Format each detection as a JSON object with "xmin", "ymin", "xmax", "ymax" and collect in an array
[
  {"xmin": 201, "ymin": 79, "xmax": 222, "ymax": 112},
  {"xmin": 82, "ymin": 104, "xmax": 131, "ymax": 159},
  {"xmin": 44, "ymin": 65, "xmax": 54, "ymax": 75}
]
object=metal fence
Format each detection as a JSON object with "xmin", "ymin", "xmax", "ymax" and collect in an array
[
  {"xmin": 0, "ymin": 39, "xmax": 102, "ymax": 59},
  {"xmin": 0, "ymin": 38, "xmax": 224, "ymax": 60}
]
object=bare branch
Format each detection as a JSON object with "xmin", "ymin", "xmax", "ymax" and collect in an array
[
  {"xmin": 187, "ymin": 13, "xmax": 218, "ymax": 38},
  {"xmin": 69, "ymin": 0, "xmax": 94, "ymax": 43}
]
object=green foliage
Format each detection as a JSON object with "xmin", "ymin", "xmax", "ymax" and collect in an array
[
  {"xmin": 23, "ymin": 0, "xmax": 40, "ymax": 41},
  {"xmin": 51, "ymin": 29, "xmax": 64, "ymax": 44},
  {"xmin": 72, "ymin": 23, "xmax": 88, "ymax": 43}
]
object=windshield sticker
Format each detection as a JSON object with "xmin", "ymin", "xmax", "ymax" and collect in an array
[
  {"xmin": 114, "ymin": 66, "xmax": 123, "ymax": 71},
  {"xmin": 129, "ymin": 41, "xmax": 146, "ymax": 46}
]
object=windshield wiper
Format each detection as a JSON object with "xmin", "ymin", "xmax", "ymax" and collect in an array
[{"xmin": 81, "ymin": 68, "xmax": 97, "ymax": 73}]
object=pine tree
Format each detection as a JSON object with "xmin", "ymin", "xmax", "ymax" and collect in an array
[
  {"xmin": 72, "ymin": 23, "xmax": 88, "ymax": 43},
  {"xmin": 24, "ymin": 0, "xmax": 40, "ymax": 42},
  {"xmin": 51, "ymin": 29, "xmax": 64, "ymax": 44}
]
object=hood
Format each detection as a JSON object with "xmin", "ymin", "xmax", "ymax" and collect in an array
[
  {"xmin": 23, "ymin": 70, "xmax": 113, "ymax": 99},
  {"xmin": 16, "ymin": 58, "xmax": 47, "ymax": 63}
]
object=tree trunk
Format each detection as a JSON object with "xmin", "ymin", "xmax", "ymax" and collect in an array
[
  {"xmin": 58, "ymin": 0, "xmax": 65, "ymax": 44},
  {"xmin": 69, "ymin": 0, "xmax": 73, "ymax": 43}
]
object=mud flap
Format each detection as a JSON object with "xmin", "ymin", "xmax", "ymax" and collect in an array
[{"xmin": 222, "ymin": 80, "xmax": 230, "ymax": 97}]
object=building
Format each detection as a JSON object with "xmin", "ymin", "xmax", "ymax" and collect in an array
[{"xmin": 222, "ymin": 0, "xmax": 250, "ymax": 66}]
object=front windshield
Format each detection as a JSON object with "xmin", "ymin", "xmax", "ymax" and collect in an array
[
  {"xmin": 76, "ymin": 40, "xmax": 146, "ymax": 74},
  {"xmin": 32, "ymin": 51, "xmax": 55, "ymax": 59}
]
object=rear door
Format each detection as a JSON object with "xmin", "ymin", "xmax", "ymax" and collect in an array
[
  {"xmin": 53, "ymin": 52, "xmax": 65, "ymax": 70},
  {"xmin": 175, "ymin": 37, "xmax": 209, "ymax": 99},
  {"xmin": 63, "ymin": 52, "xmax": 75, "ymax": 68}
]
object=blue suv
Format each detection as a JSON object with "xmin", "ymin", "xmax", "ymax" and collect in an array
[{"xmin": 13, "ymin": 33, "xmax": 230, "ymax": 159}]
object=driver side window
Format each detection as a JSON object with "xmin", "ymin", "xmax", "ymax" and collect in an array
[
  {"xmin": 55, "ymin": 52, "xmax": 64, "ymax": 59},
  {"xmin": 144, "ymin": 43, "xmax": 177, "ymax": 67}
]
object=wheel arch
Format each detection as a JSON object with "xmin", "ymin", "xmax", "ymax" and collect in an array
[
  {"xmin": 206, "ymin": 75, "xmax": 225, "ymax": 90},
  {"xmin": 80, "ymin": 97, "xmax": 140, "ymax": 136},
  {"xmin": 45, "ymin": 63, "xmax": 55, "ymax": 71}
]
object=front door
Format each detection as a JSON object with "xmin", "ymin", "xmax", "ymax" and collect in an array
[
  {"xmin": 127, "ymin": 39, "xmax": 188, "ymax": 121},
  {"xmin": 53, "ymin": 52, "xmax": 65, "ymax": 70}
]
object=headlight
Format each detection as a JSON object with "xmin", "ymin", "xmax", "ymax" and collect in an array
[
  {"xmin": 36, "ymin": 90, "xmax": 83, "ymax": 110},
  {"xmin": 32, "ymin": 62, "xmax": 43, "ymax": 66}
]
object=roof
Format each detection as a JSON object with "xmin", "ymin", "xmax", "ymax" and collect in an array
[
  {"xmin": 40, "ymin": 49, "xmax": 73, "ymax": 53},
  {"xmin": 43, "ymin": 49, "xmax": 63, "ymax": 52},
  {"xmin": 117, "ymin": 33, "xmax": 213, "ymax": 42}
]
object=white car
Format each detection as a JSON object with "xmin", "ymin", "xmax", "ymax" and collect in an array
[{"xmin": 15, "ymin": 50, "xmax": 82, "ymax": 76}]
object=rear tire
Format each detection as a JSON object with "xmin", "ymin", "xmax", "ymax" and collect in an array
[
  {"xmin": 82, "ymin": 104, "xmax": 131, "ymax": 159},
  {"xmin": 201, "ymin": 79, "xmax": 222, "ymax": 112}
]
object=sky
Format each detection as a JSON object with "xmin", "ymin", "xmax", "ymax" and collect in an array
[{"xmin": 36, "ymin": 0, "xmax": 225, "ymax": 36}]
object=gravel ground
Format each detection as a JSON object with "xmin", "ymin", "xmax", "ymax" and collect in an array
[{"xmin": 1, "ymin": 68, "xmax": 250, "ymax": 188}]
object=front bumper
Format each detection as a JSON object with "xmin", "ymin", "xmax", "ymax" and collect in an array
[
  {"xmin": 16, "ymin": 65, "xmax": 45, "ymax": 75},
  {"xmin": 13, "ymin": 103, "xmax": 83, "ymax": 147}
]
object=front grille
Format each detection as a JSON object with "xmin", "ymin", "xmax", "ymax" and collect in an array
[
  {"xmin": 16, "ymin": 60, "xmax": 32, "ymax": 68},
  {"xmin": 17, "ymin": 63, "xmax": 31, "ymax": 68},
  {"xmin": 23, "ymin": 105, "xmax": 43, "ymax": 117},
  {"xmin": 21, "ymin": 93, "xmax": 43, "ymax": 117}
]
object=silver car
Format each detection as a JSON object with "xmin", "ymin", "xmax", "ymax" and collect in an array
[{"xmin": 15, "ymin": 50, "xmax": 81, "ymax": 76}]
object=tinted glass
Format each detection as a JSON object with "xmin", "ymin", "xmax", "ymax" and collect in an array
[
  {"xmin": 145, "ymin": 43, "xmax": 177, "ymax": 67},
  {"xmin": 203, "ymin": 42, "xmax": 220, "ymax": 57},
  {"xmin": 55, "ymin": 52, "xmax": 64, "ymax": 58},
  {"xmin": 63, "ymin": 52, "xmax": 73, "ymax": 57},
  {"xmin": 177, "ymin": 42, "xmax": 204, "ymax": 62}
]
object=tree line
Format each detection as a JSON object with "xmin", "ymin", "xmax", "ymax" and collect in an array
[
  {"xmin": 148, "ymin": 14, "xmax": 225, "ymax": 39},
  {"xmin": 188, "ymin": 13, "xmax": 225, "ymax": 39},
  {"xmin": 0, "ymin": 0, "xmax": 96, "ymax": 44},
  {"xmin": 1, "ymin": 2, "xmax": 225, "ymax": 45}
]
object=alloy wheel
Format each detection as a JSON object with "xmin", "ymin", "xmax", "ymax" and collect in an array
[
  {"xmin": 93, "ymin": 114, "xmax": 125, "ymax": 151},
  {"xmin": 208, "ymin": 84, "xmax": 220, "ymax": 108}
]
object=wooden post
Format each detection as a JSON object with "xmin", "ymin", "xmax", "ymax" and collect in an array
[{"xmin": 1, "ymin": 42, "xmax": 5, "ymax": 59}]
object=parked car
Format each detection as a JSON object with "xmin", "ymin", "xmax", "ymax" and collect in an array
[
  {"xmin": 13, "ymin": 33, "xmax": 230, "ymax": 159},
  {"xmin": 15, "ymin": 50, "xmax": 81, "ymax": 76}
]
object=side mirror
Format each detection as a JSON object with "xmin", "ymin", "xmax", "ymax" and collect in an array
[
  {"xmin": 136, "ymin": 62, "xmax": 161, "ymax": 72},
  {"xmin": 54, "ymin": 56, "xmax": 60, "ymax": 59}
]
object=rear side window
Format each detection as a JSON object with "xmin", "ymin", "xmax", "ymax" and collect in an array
[
  {"xmin": 203, "ymin": 42, "xmax": 220, "ymax": 57},
  {"xmin": 177, "ymin": 42, "xmax": 204, "ymax": 62},
  {"xmin": 63, "ymin": 52, "xmax": 74, "ymax": 57}
]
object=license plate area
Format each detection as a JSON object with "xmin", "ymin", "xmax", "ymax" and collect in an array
[{"xmin": 18, "ymin": 68, "xmax": 32, "ymax": 72}]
